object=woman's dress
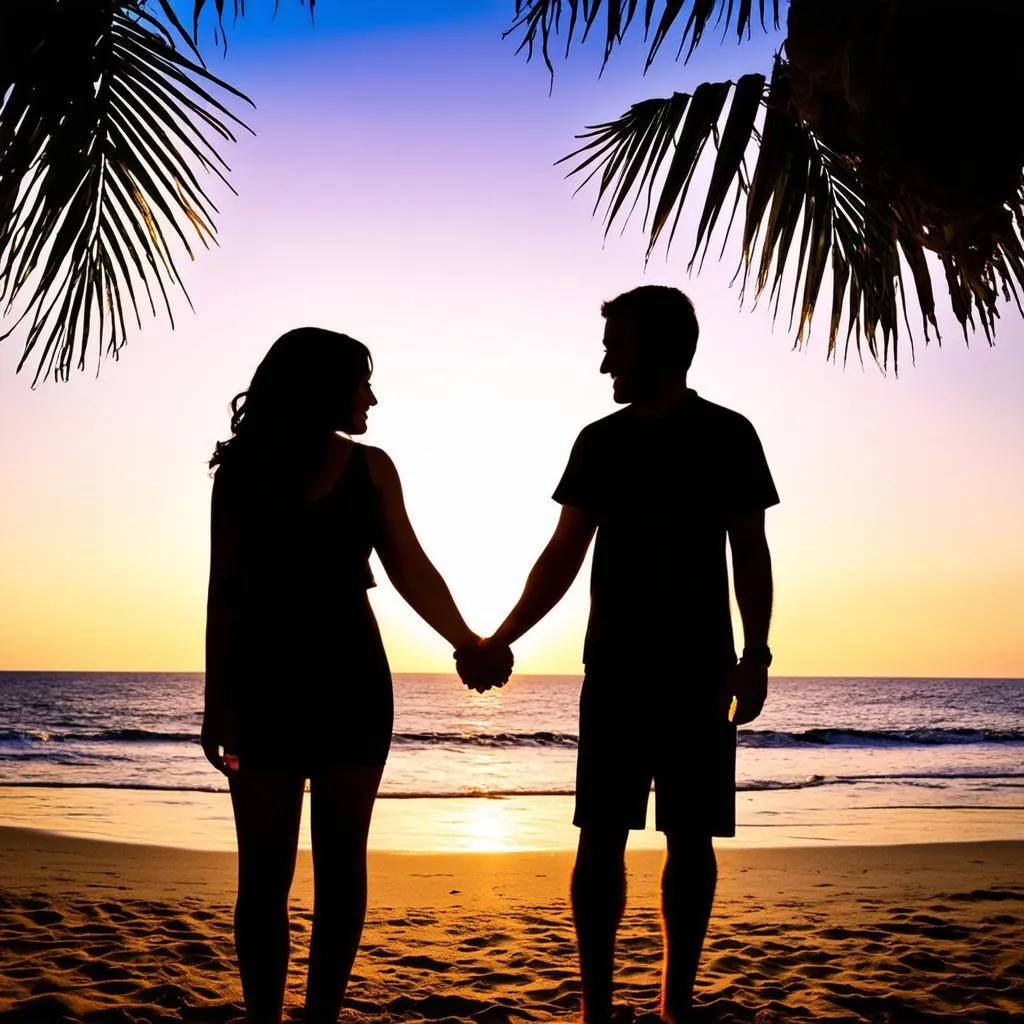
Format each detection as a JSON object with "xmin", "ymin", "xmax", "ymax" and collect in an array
[{"xmin": 213, "ymin": 444, "xmax": 393, "ymax": 773}]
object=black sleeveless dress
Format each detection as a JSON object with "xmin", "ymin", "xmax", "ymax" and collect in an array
[{"xmin": 214, "ymin": 444, "xmax": 393, "ymax": 773}]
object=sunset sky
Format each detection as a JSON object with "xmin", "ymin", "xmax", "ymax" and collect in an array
[{"xmin": 1, "ymin": 1, "xmax": 1022, "ymax": 678}]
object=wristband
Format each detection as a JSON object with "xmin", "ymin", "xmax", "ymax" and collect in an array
[{"xmin": 741, "ymin": 645, "xmax": 773, "ymax": 668}]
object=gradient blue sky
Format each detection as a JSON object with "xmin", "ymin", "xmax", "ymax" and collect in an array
[{"xmin": 1, "ymin": 1, "xmax": 1023, "ymax": 676}]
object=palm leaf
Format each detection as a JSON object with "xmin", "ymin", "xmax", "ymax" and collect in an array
[
  {"xmin": 171, "ymin": 1, "xmax": 316, "ymax": 50},
  {"xmin": 648, "ymin": 80, "xmax": 731, "ymax": 253},
  {"xmin": 689, "ymin": 71, "xmax": 765, "ymax": 271},
  {"xmin": 560, "ymin": 55, "xmax": 963, "ymax": 370},
  {"xmin": 561, "ymin": 74, "xmax": 764, "ymax": 280},
  {"xmin": 507, "ymin": 0, "xmax": 779, "ymax": 76},
  {"xmin": 737, "ymin": 65, "xmax": 915, "ymax": 368},
  {"xmin": 0, "ymin": 1, "xmax": 252, "ymax": 382},
  {"xmin": 560, "ymin": 93, "xmax": 691, "ymax": 233},
  {"xmin": 521, "ymin": 3, "xmax": 1024, "ymax": 368}
]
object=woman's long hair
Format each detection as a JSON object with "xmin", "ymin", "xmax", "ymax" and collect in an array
[{"xmin": 210, "ymin": 328, "xmax": 372, "ymax": 477}]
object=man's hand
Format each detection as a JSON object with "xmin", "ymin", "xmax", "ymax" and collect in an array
[
  {"xmin": 719, "ymin": 659, "xmax": 768, "ymax": 726},
  {"xmin": 200, "ymin": 697, "xmax": 239, "ymax": 775},
  {"xmin": 455, "ymin": 637, "xmax": 514, "ymax": 693}
]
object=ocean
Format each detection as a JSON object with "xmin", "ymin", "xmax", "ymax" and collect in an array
[{"xmin": 1, "ymin": 672, "xmax": 1022, "ymax": 851}]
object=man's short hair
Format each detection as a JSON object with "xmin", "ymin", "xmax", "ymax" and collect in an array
[{"xmin": 600, "ymin": 285, "xmax": 699, "ymax": 372}]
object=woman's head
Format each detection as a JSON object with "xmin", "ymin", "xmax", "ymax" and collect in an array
[{"xmin": 210, "ymin": 328, "xmax": 373, "ymax": 469}]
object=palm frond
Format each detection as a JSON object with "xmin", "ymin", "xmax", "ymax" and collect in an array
[
  {"xmin": 0, "ymin": 0, "xmax": 252, "ymax": 382},
  {"xmin": 733, "ymin": 62, "xmax": 938, "ymax": 370},
  {"xmin": 170, "ymin": 1, "xmax": 316, "ymax": 51},
  {"xmin": 561, "ymin": 73, "xmax": 763, "ymax": 271},
  {"xmin": 507, "ymin": 0, "xmax": 779, "ymax": 77},
  {"xmin": 535, "ymin": 0, "xmax": 1024, "ymax": 369},
  {"xmin": 560, "ymin": 57, "xmax": 957, "ymax": 370},
  {"xmin": 738, "ymin": 55, "xmax": 1024, "ymax": 368}
]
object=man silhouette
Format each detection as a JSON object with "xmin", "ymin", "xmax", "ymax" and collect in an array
[{"xmin": 477, "ymin": 286, "xmax": 778, "ymax": 1023}]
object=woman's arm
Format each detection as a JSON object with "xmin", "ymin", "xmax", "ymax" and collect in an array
[
  {"xmin": 365, "ymin": 447, "xmax": 478, "ymax": 650},
  {"xmin": 202, "ymin": 473, "xmax": 237, "ymax": 773}
]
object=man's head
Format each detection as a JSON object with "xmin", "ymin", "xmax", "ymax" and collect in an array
[{"xmin": 599, "ymin": 286, "xmax": 699, "ymax": 404}]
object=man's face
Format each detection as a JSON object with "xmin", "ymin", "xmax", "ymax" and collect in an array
[{"xmin": 600, "ymin": 314, "xmax": 650, "ymax": 404}]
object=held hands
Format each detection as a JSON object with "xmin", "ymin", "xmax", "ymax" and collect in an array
[
  {"xmin": 200, "ymin": 696, "xmax": 239, "ymax": 776},
  {"xmin": 719, "ymin": 658, "xmax": 768, "ymax": 726},
  {"xmin": 454, "ymin": 636, "xmax": 514, "ymax": 693}
]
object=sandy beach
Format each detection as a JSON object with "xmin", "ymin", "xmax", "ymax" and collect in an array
[{"xmin": 1, "ymin": 827, "xmax": 1021, "ymax": 1024}]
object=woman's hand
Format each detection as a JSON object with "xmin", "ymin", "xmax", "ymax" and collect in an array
[
  {"xmin": 201, "ymin": 698, "xmax": 239, "ymax": 775},
  {"xmin": 455, "ymin": 637, "xmax": 514, "ymax": 693}
]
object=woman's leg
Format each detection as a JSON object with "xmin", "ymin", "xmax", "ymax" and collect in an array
[
  {"xmin": 229, "ymin": 768, "xmax": 306, "ymax": 1024},
  {"xmin": 303, "ymin": 764, "xmax": 384, "ymax": 1024}
]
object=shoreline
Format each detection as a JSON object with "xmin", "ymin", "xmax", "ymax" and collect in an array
[
  {"xmin": 3, "ymin": 823, "xmax": 1024, "ymax": 895},
  {"xmin": 1, "ymin": 827, "xmax": 1022, "ymax": 1023},
  {"xmin": 2, "ymin": 783, "xmax": 1021, "ymax": 854}
]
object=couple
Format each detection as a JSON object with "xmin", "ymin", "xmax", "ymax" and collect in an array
[{"xmin": 201, "ymin": 285, "xmax": 778, "ymax": 1024}]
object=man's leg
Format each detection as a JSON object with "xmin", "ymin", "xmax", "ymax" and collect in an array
[
  {"xmin": 660, "ymin": 832, "xmax": 717, "ymax": 1023},
  {"xmin": 571, "ymin": 826, "xmax": 630, "ymax": 1024}
]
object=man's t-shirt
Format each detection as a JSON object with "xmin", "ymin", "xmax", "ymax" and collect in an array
[{"xmin": 553, "ymin": 392, "xmax": 779, "ymax": 674}]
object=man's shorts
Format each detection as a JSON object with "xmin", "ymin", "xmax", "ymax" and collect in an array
[{"xmin": 573, "ymin": 667, "xmax": 737, "ymax": 837}]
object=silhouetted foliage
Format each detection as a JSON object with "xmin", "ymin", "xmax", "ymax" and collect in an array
[
  {"xmin": 509, "ymin": 1, "xmax": 1024, "ymax": 370},
  {"xmin": 4, "ymin": 1, "xmax": 1021, "ymax": 379},
  {"xmin": 0, "ymin": 2, "xmax": 313, "ymax": 383}
]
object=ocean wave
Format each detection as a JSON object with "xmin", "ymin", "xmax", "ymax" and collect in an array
[
  {"xmin": 833, "ymin": 770, "xmax": 1024, "ymax": 783},
  {"xmin": 0, "ymin": 728, "xmax": 199, "ymax": 745},
  {"xmin": 2, "ymin": 772, "xmax": 1022, "ymax": 797},
  {"xmin": 3, "ymin": 725, "xmax": 1020, "ymax": 749},
  {"xmin": 0, "ymin": 728, "xmax": 581, "ymax": 748},
  {"xmin": 391, "ymin": 731, "xmax": 579, "ymax": 748},
  {"xmin": 739, "ymin": 726, "xmax": 1024, "ymax": 748}
]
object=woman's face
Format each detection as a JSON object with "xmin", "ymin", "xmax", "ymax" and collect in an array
[{"xmin": 348, "ymin": 372, "xmax": 377, "ymax": 434}]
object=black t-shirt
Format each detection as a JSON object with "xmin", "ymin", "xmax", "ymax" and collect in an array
[{"xmin": 553, "ymin": 392, "xmax": 779, "ymax": 673}]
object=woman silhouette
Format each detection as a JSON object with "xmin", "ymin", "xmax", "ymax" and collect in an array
[{"xmin": 201, "ymin": 328, "xmax": 509, "ymax": 1024}]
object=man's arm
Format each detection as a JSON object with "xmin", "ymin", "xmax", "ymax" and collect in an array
[
  {"xmin": 723, "ymin": 509, "xmax": 774, "ymax": 725},
  {"xmin": 729, "ymin": 509, "xmax": 773, "ymax": 651},
  {"xmin": 489, "ymin": 505, "xmax": 597, "ymax": 648}
]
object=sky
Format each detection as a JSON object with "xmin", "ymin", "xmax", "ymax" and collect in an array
[{"xmin": 1, "ymin": 1, "xmax": 1023, "ymax": 677}]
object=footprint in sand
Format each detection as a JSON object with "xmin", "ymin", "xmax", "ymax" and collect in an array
[
  {"xmin": 470, "ymin": 970, "xmax": 523, "ymax": 986},
  {"xmin": 68, "ymin": 922, "xmax": 119, "ymax": 936},
  {"xmin": 23, "ymin": 909, "xmax": 63, "ymax": 926},
  {"xmin": 137, "ymin": 982, "xmax": 191, "ymax": 1008},
  {"xmin": 173, "ymin": 938, "xmax": 220, "ymax": 958},
  {"xmin": 93, "ymin": 978, "xmax": 140, "ymax": 996},
  {"xmin": 387, "ymin": 992, "xmax": 487, "ymax": 1017},
  {"xmin": 77, "ymin": 959, "xmax": 134, "ymax": 981},
  {"xmin": 393, "ymin": 954, "xmax": 452, "ymax": 971},
  {"xmin": 899, "ymin": 950, "xmax": 953, "ymax": 972},
  {"xmin": 794, "ymin": 963, "xmax": 839, "ymax": 980},
  {"xmin": 949, "ymin": 888, "xmax": 1024, "ymax": 902},
  {"xmin": 981, "ymin": 913, "xmax": 1019, "ymax": 925}
]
